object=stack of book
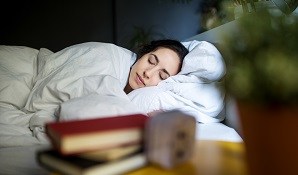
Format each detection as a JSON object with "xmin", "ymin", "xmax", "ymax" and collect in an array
[{"xmin": 37, "ymin": 114, "xmax": 149, "ymax": 175}]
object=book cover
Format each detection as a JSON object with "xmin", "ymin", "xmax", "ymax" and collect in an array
[
  {"xmin": 46, "ymin": 114, "xmax": 148, "ymax": 155},
  {"xmin": 37, "ymin": 149, "xmax": 147, "ymax": 175}
]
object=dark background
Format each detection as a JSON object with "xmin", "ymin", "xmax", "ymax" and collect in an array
[{"xmin": 0, "ymin": 0, "xmax": 203, "ymax": 52}]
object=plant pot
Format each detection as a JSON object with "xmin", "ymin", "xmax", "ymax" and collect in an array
[{"xmin": 237, "ymin": 102, "xmax": 298, "ymax": 175}]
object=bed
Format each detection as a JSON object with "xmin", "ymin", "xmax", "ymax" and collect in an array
[{"xmin": 0, "ymin": 23, "xmax": 242, "ymax": 174}]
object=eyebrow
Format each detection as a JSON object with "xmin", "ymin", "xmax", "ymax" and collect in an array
[{"xmin": 150, "ymin": 53, "xmax": 170, "ymax": 77}]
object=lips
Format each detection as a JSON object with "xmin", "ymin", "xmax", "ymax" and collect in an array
[{"xmin": 136, "ymin": 73, "xmax": 145, "ymax": 86}]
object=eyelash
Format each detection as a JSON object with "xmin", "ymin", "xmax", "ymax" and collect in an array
[
  {"xmin": 148, "ymin": 57, "xmax": 156, "ymax": 65},
  {"xmin": 159, "ymin": 72, "xmax": 168, "ymax": 80}
]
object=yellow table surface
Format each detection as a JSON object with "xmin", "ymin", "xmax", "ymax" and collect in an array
[{"xmin": 127, "ymin": 140, "xmax": 248, "ymax": 175}]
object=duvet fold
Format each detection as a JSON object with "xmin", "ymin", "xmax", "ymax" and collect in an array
[{"xmin": 1, "ymin": 42, "xmax": 138, "ymax": 145}]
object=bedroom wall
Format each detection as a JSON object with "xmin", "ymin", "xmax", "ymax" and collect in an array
[
  {"xmin": 1, "ymin": 0, "xmax": 114, "ymax": 52},
  {"xmin": 115, "ymin": 0, "xmax": 201, "ymax": 49},
  {"xmin": 1, "ymin": 0, "xmax": 201, "ymax": 52}
]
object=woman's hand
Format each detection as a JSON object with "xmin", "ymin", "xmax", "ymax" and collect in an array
[{"xmin": 147, "ymin": 110, "xmax": 164, "ymax": 117}]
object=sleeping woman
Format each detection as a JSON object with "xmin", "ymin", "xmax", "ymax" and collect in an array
[{"xmin": 124, "ymin": 39, "xmax": 188, "ymax": 93}]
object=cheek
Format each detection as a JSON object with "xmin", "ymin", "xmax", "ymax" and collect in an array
[
  {"xmin": 146, "ymin": 76, "xmax": 161, "ymax": 86},
  {"xmin": 132, "ymin": 60, "xmax": 143, "ymax": 72}
]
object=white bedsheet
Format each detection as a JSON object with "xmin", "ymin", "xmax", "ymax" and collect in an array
[{"xmin": 0, "ymin": 145, "xmax": 50, "ymax": 175}]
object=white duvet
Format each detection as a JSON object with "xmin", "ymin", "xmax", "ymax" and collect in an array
[
  {"xmin": 0, "ymin": 42, "xmax": 142, "ymax": 147},
  {"xmin": 0, "ymin": 41, "xmax": 241, "ymax": 148}
]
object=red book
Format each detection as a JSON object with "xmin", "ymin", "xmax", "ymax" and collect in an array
[{"xmin": 46, "ymin": 114, "xmax": 148, "ymax": 155}]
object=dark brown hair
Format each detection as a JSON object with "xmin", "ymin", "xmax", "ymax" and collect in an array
[{"xmin": 135, "ymin": 39, "xmax": 189, "ymax": 71}]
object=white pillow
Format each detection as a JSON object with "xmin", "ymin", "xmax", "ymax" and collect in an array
[
  {"xmin": 0, "ymin": 45, "xmax": 39, "ymax": 108},
  {"xmin": 180, "ymin": 40, "xmax": 226, "ymax": 82}
]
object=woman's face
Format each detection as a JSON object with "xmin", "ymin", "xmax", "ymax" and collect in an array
[{"xmin": 128, "ymin": 47, "xmax": 180, "ymax": 90}]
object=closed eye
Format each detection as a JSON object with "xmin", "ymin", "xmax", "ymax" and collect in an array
[
  {"xmin": 160, "ymin": 70, "xmax": 170, "ymax": 80},
  {"xmin": 148, "ymin": 54, "xmax": 158, "ymax": 65}
]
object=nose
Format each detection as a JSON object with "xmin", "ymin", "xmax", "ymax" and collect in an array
[{"xmin": 143, "ymin": 68, "xmax": 155, "ymax": 79}]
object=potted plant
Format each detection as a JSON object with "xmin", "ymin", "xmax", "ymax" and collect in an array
[{"xmin": 221, "ymin": 9, "xmax": 298, "ymax": 175}]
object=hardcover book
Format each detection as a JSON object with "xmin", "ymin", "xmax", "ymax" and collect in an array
[
  {"xmin": 37, "ymin": 149, "xmax": 146, "ymax": 175},
  {"xmin": 46, "ymin": 114, "xmax": 148, "ymax": 155}
]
